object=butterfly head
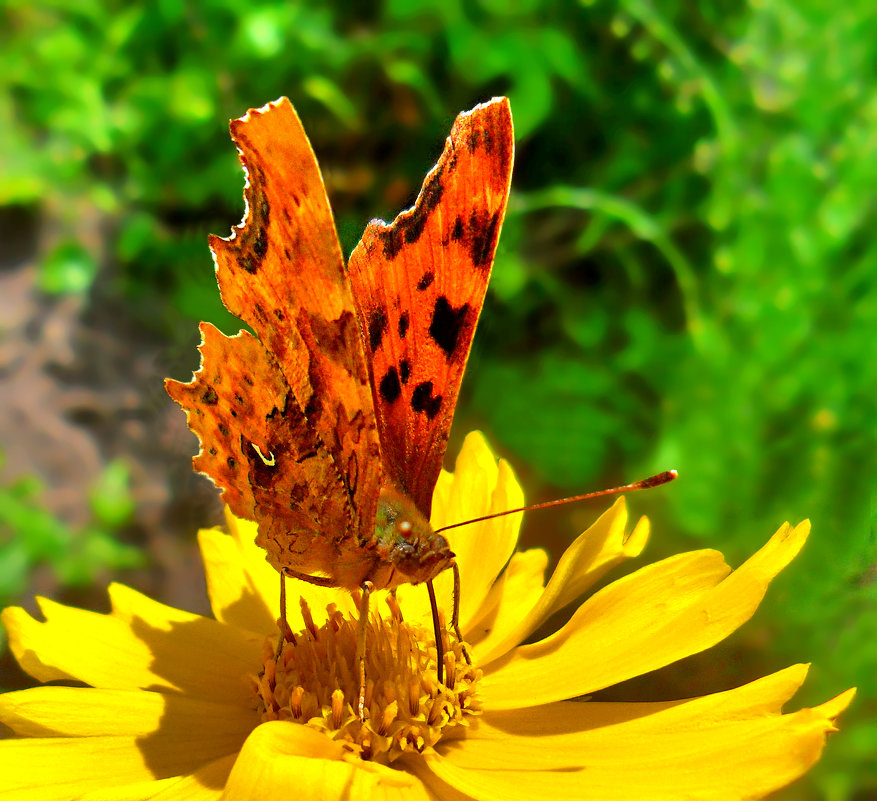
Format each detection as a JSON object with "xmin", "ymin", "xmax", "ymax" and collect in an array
[{"xmin": 374, "ymin": 485, "xmax": 454, "ymax": 586}]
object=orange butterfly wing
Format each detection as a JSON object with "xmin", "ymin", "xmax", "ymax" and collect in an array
[
  {"xmin": 210, "ymin": 98, "xmax": 382, "ymax": 533},
  {"xmin": 167, "ymin": 99, "xmax": 383, "ymax": 582},
  {"xmin": 165, "ymin": 323, "xmax": 354, "ymax": 578},
  {"xmin": 347, "ymin": 98, "xmax": 514, "ymax": 518}
]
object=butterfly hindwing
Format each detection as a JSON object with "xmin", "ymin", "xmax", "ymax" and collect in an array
[
  {"xmin": 348, "ymin": 98, "xmax": 514, "ymax": 518},
  {"xmin": 165, "ymin": 323, "xmax": 355, "ymax": 577},
  {"xmin": 206, "ymin": 98, "xmax": 383, "ymax": 546}
]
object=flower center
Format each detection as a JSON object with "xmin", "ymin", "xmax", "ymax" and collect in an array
[{"xmin": 252, "ymin": 593, "xmax": 481, "ymax": 763}]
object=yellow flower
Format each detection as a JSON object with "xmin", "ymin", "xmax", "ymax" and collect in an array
[{"xmin": 0, "ymin": 432, "xmax": 854, "ymax": 800}]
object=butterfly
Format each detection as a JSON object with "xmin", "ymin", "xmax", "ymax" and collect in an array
[{"xmin": 165, "ymin": 96, "xmax": 514, "ymax": 709}]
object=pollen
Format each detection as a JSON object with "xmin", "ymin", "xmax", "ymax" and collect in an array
[{"xmin": 252, "ymin": 595, "xmax": 482, "ymax": 763}]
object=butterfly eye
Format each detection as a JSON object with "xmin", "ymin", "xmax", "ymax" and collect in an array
[{"xmin": 398, "ymin": 520, "xmax": 413, "ymax": 539}]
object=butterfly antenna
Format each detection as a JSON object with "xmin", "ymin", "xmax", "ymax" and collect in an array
[{"xmin": 433, "ymin": 469, "xmax": 677, "ymax": 536}]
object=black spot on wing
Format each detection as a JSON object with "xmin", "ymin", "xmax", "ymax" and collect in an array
[
  {"xmin": 376, "ymin": 164, "xmax": 447, "ymax": 258},
  {"xmin": 377, "ymin": 225, "xmax": 403, "ymax": 260},
  {"xmin": 379, "ymin": 368, "xmax": 402, "ymax": 403},
  {"xmin": 253, "ymin": 226, "xmax": 268, "ymax": 260},
  {"xmin": 237, "ymin": 175, "xmax": 271, "ymax": 274},
  {"xmin": 398, "ymin": 312, "xmax": 410, "ymax": 339},
  {"xmin": 429, "ymin": 296, "xmax": 470, "ymax": 357},
  {"xmin": 452, "ymin": 215, "xmax": 464, "ymax": 241},
  {"xmin": 468, "ymin": 209, "xmax": 501, "ymax": 268},
  {"xmin": 417, "ymin": 272, "xmax": 434, "ymax": 291},
  {"xmin": 369, "ymin": 308, "xmax": 388, "ymax": 351},
  {"xmin": 201, "ymin": 387, "xmax": 218, "ymax": 405},
  {"xmin": 411, "ymin": 382, "xmax": 442, "ymax": 419},
  {"xmin": 399, "ymin": 359, "xmax": 411, "ymax": 384},
  {"xmin": 402, "ymin": 168, "xmax": 444, "ymax": 246}
]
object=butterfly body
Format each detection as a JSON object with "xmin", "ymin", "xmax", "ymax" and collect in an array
[
  {"xmin": 371, "ymin": 485, "xmax": 453, "ymax": 590},
  {"xmin": 166, "ymin": 96, "xmax": 513, "ymax": 603}
]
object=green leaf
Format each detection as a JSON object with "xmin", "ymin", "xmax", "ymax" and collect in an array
[
  {"xmin": 38, "ymin": 242, "xmax": 98, "ymax": 295},
  {"xmin": 88, "ymin": 460, "xmax": 135, "ymax": 528}
]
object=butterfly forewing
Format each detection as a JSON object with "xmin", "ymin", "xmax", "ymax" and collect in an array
[
  {"xmin": 209, "ymin": 98, "xmax": 382, "ymax": 543},
  {"xmin": 348, "ymin": 98, "xmax": 514, "ymax": 518}
]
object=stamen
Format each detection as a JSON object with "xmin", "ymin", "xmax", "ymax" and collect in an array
[
  {"xmin": 381, "ymin": 679, "xmax": 396, "ymax": 705},
  {"xmin": 331, "ymin": 689, "xmax": 345, "ymax": 729},
  {"xmin": 437, "ymin": 609, "xmax": 451, "ymax": 662},
  {"xmin": 290, "ymin": 685, "xmax": 304, "ymax": 718},
  {"xmin": 408, "ymin": 677, "xmax": 420, "ymax": 715},
  {"xmin": 300, "ymin": 598, "xmax": 318, "ymax": 639},
  {"xmin": 444, "ymin": 652, "xmax": 456, "ymax": 691},
  {"xmin": 386, "ymin": 593, "xmax": 403, "ymax": 622},
  {"xmin": 253, "ymin": 599, "xmax": 481, "ymax": 763},
  {"xmin": 427, "ymin": 696, "xmax": 444, "ymax": 726},
  {"xmin": 273, "ymin": 679, "xmax": 289, "ymax": 709},
  {"xmin": 379, "ymin": 700, "xmax": 398, "ymax": 736},
  {"xmin": 262, "ymin": 656, "xmax": 276, "ymax": 687}
]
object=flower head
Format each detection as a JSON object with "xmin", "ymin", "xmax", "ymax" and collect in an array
[{"xmin": 0, "ymin": 432, "xmax": 853, "ymax": 800}]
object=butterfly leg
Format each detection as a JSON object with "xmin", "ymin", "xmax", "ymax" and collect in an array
[
  {"xmin": 275, "ymin": 567, "xmax": 338, "ymax": 661},
  {"xmin": 355, "ymin": 581, "xmax": 374, "ymax": 722},
  {"xmin": 451, "ymin": 562, "xmax": 471, "ymax": 665},
  {"xmin": 273, "ymin": 570, "xmax": 292, "ymax": 662},
  {"xmin": 426, "ymin": 578, "xmax": 445, "ymax": 686}
]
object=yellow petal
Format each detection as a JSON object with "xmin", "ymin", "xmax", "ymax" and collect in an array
[
  {"xmin": 221, "ymin": 510, "xmax": 358, "ymax": 631},
  {"xmin": 3, "ymin": 589, "xmax": 260, "ymax": 705},
  {"xmin": 198, "ymin": 526, "xmax": 276, "ymax": 634},
  {"xmin": 76, "ymin": 776, "xmax": 187, "ymax": 801},
  {"xmin": 20, "ymin": 753, "xmax": 235, "ymax": 801},
  {"xmin": 0, "ymin": 687, "xmax": 257, "ymax": 742},
  {"xmin": 481, "ymin": 521, "xmax": 809, "ymax": 709},
  {"xmin": 222, "ymin": 510, "xmax": 278, "ymax": 603},
  {"xmin": 3, "ymin": 602, "xmax": 150, "ymax": 689},
  {"xmin": 219, "ymin": 722, "xmax": 430, "ymax": 801},
  {"xmin": 398, "ymin": 432, "xmax": 524, "ymax": 630},
  {"xmin": 425, "ymin": 665, "xmax": 855, "ymax": 800},
  {"xmin": 475, "ymin": 500, "xmax": 648, "ymax": 665},
  {"xmin": 0, "ymin": 729, "xmax": 240, "ymax": 801},
  {"xmin": 400, "ymin": 755, "xmax": 480, "ymax": 801},
  {"xmin": 145, "ymin": 754, "xmax": 237, "ymax": 801},
  {"xmin": 110, "ymin": 583, "xmax": 266, "ymax": 703},
  {"xmin": 465, "ymin": 549, "xmax": 548, "ymax": 652},
  {"xmin": 455, "ymin": 453, "xmax": 524, "ymax": 631},
  {"xmin": 546, "ymin": 502, "xmax": 649, "ymax": 614}
]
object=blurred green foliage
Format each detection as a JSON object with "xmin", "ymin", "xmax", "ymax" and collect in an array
[
  {"xmin": 1, "ymin": 0, "xmax": 874, "ymax": 796},
  {"xmin": 0, "ymin": 457, "xmax": 143, "ymax": 650}
]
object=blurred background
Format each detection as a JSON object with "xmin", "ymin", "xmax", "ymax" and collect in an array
[{"xmin": 1, "ymin": 1, "xmax": 873, "ymax": 797}]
